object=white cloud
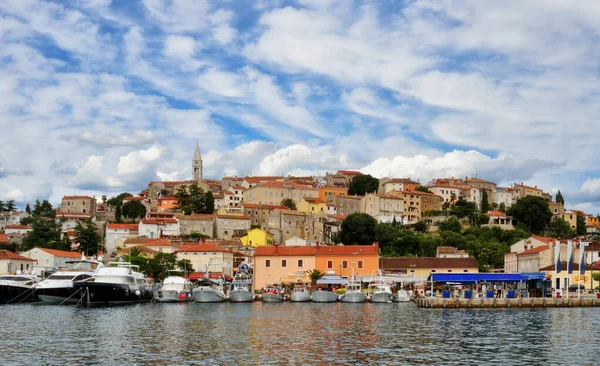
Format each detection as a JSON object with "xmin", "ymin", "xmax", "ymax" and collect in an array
[
  {"xmin": 164, "ymin": 35, "xmax": 197, "ymax": 58},
  {"xmin": 255, "ymin": 144, "xmax": 350, "ymax": 176},
  {"xmin": 196, "ymin": 68, "xmax": 247, "ymax": 98},
  {"xmin": 209, "ymin": 9, "xmax": 237, "ymax": 44},
  {"xmin": 142, "ymin": 0, "xmax": 210, "ymax": 32},
  {"xmin": 4, "ymin": 189, "xmax": 24, "ymax": 202},
  {"xmin": 116, "ymin": 146, "xmax": 162, "ymax": 180}
]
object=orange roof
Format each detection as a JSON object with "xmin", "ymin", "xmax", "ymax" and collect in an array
[
  {"xmin": 0, "ymin": 234, "xmax": 8, "ymax": 244},
  {"xmin": 518, "ymin": 245, "xmax": 550, "ymax": 255},
  {"xmin": 486, "ymin": 211, "xmax": 506, "ymax": 217},
  {"xmin": 157, "ymin": 196, "xmax": 177, "ymax": 201},
  {"xmin": 516, "ymin": 183, "xmax": 542, "ymax": 191},
  {"xmin": 38, "ymin": 248, "xmax": 82, "ymax": 259},
  {"xmin": 338, "ymin": 170, "xmax": 363, "ymax": 175},
  {"xmin": 386, "ymin": 178, "xmax": 418, "ymax": 184},
  {"xmin": 303, "ymin": 197, "xmax": 324, "ymax": 203},
  {"xmin": 315, "ymin": 244, "xmax": 378, "ymax": 255},
  {"xmin": 0, "ymin": 250, "xmax": 35, "ymax": 261},
  {"xmin": 141, "ymin": 218, "xmax": 178, "ymax": 224},
  {"xmin": 178, "ymin": 242, "xmax": 229, "ymax": 252},
  {"xmin": 244, "ymin": 176, "xmax": 283, "ymax": 182},
  {"xmin": 255, "ymin": 246, "xmax": 317, "ymax": 256},
  {"xmin": 530, "ymin": 235, "xmax": 554, "ymax": 244},
  {"xmin": 216, "ymin": 215, "xmax": 251, "ymax": 220},
  {"xmin": 230, "ymin": 185, "xmax": 246, "ymax": 190},
  {"xmin": 176, "ymin": 214, "xmax": 214, "ymax": 220},
  {"xmin": 63, "ymin": 195, "xmax": 94, "ymax": 199},
  {"xmin": 327, "ymin": 214, "xmax": 347, "ymax": 220},
  {"xmin": 107, "ymin": 223, "xmax": 139, "ymax": 230},
  {"xmin": 243, "ymin": 204, "xmax": 289, "ymax": 210},
  {"xmin": 124, "ymin": 237, "xmax": 171, "ymax": 245},
  {"xmin": 256, "ymin": 181, "xmax": 314, "ymax": 190},
  {"xmin": 123, "ymin": 196, "xmax": 145, "ymax": 201},
  {"xmin": 5, "ymin": 225, "xmax": 28, "ymax": 229},
  {"xmin": 224, "ymin": 191, "xmax": 233, "ymax": 195},
  {"xmin": 223, "ymin": 176, "xmax": 244, "ymax": 181},
  {"xmin": 401, "ymin": 190, "xmax": 437, "ymax": 196}
]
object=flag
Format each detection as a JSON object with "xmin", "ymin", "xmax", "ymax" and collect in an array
[
  {"xmin": 567, "ymin": 240, "xmax": 574, "ymax": 274},
  {"xmin": 579, "ymin": 242, "xmax": 587, "ymax": 275},
  {"xmin": 555, "ymin": 240, "xmax": 561, "ymax": 273}
]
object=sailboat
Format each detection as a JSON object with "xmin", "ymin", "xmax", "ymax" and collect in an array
[
  {"xmin": 367, "ymin": 270, "xmax": 393, "ymax": 303},
  {"xmin": 193, "ymin": 256, "xmax": 228, "ymax": 303},
  {"xmin": 340, "ymin": 268, "xmax": 366, "ymax": 303},
  {"xmin": 228, "ymin": 263, "xmax": 254, "ymax": 302}
]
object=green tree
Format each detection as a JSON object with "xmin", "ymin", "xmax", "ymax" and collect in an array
[
  {"xmin": 339, "ymin": 213, "xmax": 377, "ymax": 244},
  {"xmin": 576, "ymin": 214, "xmax": 587, "ymax": 236},
  {"xmin": 175, "ymin": 185, "xmax": 191, "ymax": 208},
  {"xmin": 413, "ymin": 220, "xmax": 429, "ymax": 233},
  {"xmin": 481, "ymin": 190, "xmax": 490, "ymax": 213},
  {"xmin": 74, "ymin": 219, "xmax": 101, "ymax": 256},
  {"xmin": 250, "ymin": 224, "xmax": 262, "ymax": 230},
  {"xmin": 123, "ymin": 247, "xmax": 149, "ymax": 272},
  {"xmin": 122, "ymin": 200, "xmax": 147, "ymax": 221},
  {"xmin": 415, "ymin": 186, "xmax": 431, "ymax": 193},
  {"xmin": 32, "ymin": 199, "xmax": 55, "ymax": 217},
  {"xmin": 307, "ymin": 268, "xmax": 325, "ymax": 287},
  {"xmin": 547, "ymin": 218, "xmax": 574, "ymax": 239},
  {"xmin": 21, "ymin": 217, "xmax": 61, "ymax": 249},
  {"xmin": 507, "ymin": 196, "xmax": 552, "ymax": 234},
  {"xmin": 450, "ymin": 199, "xmax": 477, "ymax": 218},
  {"xmin": 25, "ymin": 203, "xmax": 31, "ymax": 214},
  {"xmin": 555, "ymin": 190, "xmax": 565, "ymax": 204},
  {"xmin": 348, "ymin": 174, "xmax": 379, "ymax": 196},
  {"xmin": 498, "ymin": 202, "xmax": 507, "ymax": 213},
  {"xmin": 5, "ymin": 200, "xmax": 16, "ymax": 212},
  {"xmin": 205, "ymin": 191, "xmax": 215, "ymax": 214},
  {"xmin": 106, "ymin": 193, "xmax": 133, "ymax": 207},
  {"xmin": 375, "ymin": 223, "xmax": 400, "ymax": 254},
  {"xmin": 438, "ymin": 217, "xmax": 462, "ymax": 233},
  {"xmin": 280, "ymin": 198, "xmax": 297, "ymax": 210},
  {"xmin": 145, "ymin": 252, "xmax": 177, "ymax": 280},
  {"xmin": 115, "ymin": 204, "xmax": 122, "ymax": 223},
  {"xmin": 177, "ymin": 259, "xmax": 194, "ymax": 275}
]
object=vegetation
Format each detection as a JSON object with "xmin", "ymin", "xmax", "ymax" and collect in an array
[
  {"xmin": 177, "ymin": 259, "xmax": 194, "ymax": 276},
  {"xmin": 106, "ymin": 192, "xmax": 133, "ymax": 223},
  {"xmin": 576, "ymin": 213, "xmax": 587, "ymax": 236},
  {"xmin": 280, "ymin": 198, "xmax": 297, "ymax": 210},
  {"xmin": 122, "ymin": 251, "xmax": 180, "ymax": 281},
  {"xmin": 175, "ymin": 183, "xmax": 215, "ymax": 214},
  {"xmin": 547, "ymin": 218, "xmax": 575, "ymax": 239},
  {"xmin": 555, "ymin": 190, "xmax": 565, "ymax": 204},
  {"xmin": 481, "ymin": 189, "xmax": 490, "ymax": 213},
  {"xmin": 122, "ymin": 200, "xmax": 147, "ymax": 221},
  {"xmin": 73, "ymin": 219, "xmax": 101, "ymax": 256},
  {"xmin": 307, "ymin": 268, "xmax": 325, "ymax": 287},
  {"xmin": 25, "ymin": 203, "xmax": 31, "ymax": 214},
  {"xmin": 339, "ymin": 213, "xmax": 377, "ymax": 245},
  {"xmin": 348, "ymin": 174, "xmax": 379, "ymax": 196},
  {"xmin": 507, "ymin": 196, "xmax": 552, "ymax": 234},
  {"xmin": 21, "ymin": 217, "xmax": 62, "ymax": 250},
  {"xmin": 0, "ymin": 200, "xmax": 16, "ymax": 212},
  {"xmin": 415, "ymin": 186, "xmax": 431, "ymax": 193}
]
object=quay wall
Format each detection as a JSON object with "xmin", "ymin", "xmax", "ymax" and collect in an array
[{"xmin": 416, "ymin": 297, "xmax": 600, "ymax": 308}]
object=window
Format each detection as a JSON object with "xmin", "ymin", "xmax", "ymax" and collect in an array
[
  {"xmin": 327, "ymin": 260, "xmax": 333, "ymax": 269},
  {"xmin": 448, "ymin": 270, "xmax": 452, "ymax": 272},
  {"xmin": 463, "ymin": 270, "xmax": 469, "ymax": 273},
  {"xmin": 357, "ymin": 260, "xmax": 363, "ymax": 269},
  {"xmin": 431, "ymin": 270, "xmax": 436, "ymax": 273},
  {"xmin": 282, "ymin": 260, "xmax": 287, "ymax": 268},
  {"xmin": 342, "ymin": 260, "xmax": 348, "ymax": 269},
  {"xmin": 266, "ymin": 259, "xmax": 271, "ymax": 268},
  {"xmin": 298, "ymin": 259, "xmax": 304, "ymax": 268}
]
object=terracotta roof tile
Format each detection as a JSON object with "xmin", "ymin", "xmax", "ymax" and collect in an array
[
  {"xmin": 141, "ymin": 218, "xmax": 178, "ymax": 224},
  {"xmin": 380, "ymin": 257, "xmax": 478, "ymax": 269},
  {"xmin": 5, "ymin": 225, "xmax": 28, "ymax": 229},
  {"xmin": 63, "ymin": 195, "xmax": 94, "ymax": 199},
  {"xmin": 216, "ymin": 215, "xmax": 251, "ymax": 220},
  {"xmin": 107, "ymin": 223, "xmax": 139, "ymax": 230},
  {"xmin": 255, "ymin": 246, "xmax": 317, "ymax": 256},
  {"xmin": 178, "ymin": 242, "xmax": 229, "ymax": 252},
  {"xmin": 38, "ymin": 248, "xmax": 82, "ymax": 259},
  {"xmin": 315, "ymin": 244, "xmax": 379, "ymax": 255},
  {"xmin": 0, "ymin": 250, "xmax": 35, "ymax": 261},
  {"xmin": 338, "ymin": 170, "xmax": 363, "ymax": 175},
  {"xmin": 518, "ymin": 245, "xmax": 550, "ymax": 255}
]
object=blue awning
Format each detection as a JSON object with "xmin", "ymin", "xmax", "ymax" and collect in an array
[
  {"xmin": 429, "ymin": 273, "xmax": 542, "ymax": 283},
  {"xmin": 478, "ymin": 274, "xmax": 525, "ymax": 283},
  {"xmin": 520, "ymin": 272, "xmax": 548, "ymax": 280},
  {"xmin": 430, "ymin": 273, "xmax": 480, "ymax": 283}
]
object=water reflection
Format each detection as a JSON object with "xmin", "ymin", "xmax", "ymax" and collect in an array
[{"xmin": 0, "ymin": 303, "xmax": 599, "ymax": 365}]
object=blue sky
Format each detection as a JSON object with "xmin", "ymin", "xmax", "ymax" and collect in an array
[{"xmin": 1, "ymin": 0, "xmax": 600, "ymax": 213}]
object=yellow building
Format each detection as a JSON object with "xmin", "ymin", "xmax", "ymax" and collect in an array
[
  {"xmin": 239, "ymin": 228, "xmax": 275, "ymax": 247},
  {"xmin": 298, "ymin": 197, "xmax": 327, "ymax": 214},
  {"xmin": 318, "ymin": 187, "xmax": 348, "ymax": 202},
  {"xmin": 554, "ymin": 210, "xmax": 577, "ymax": 229},
  {"xmin": 243, "ymin": 181, "xmax": 319, "ymax": 205}
]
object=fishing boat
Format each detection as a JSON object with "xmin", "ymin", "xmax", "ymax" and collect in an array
[
  {"xmin": 393, "ymin": 289, "xmax": 411, "ymax": 302},
  {"xmin": 367, "ymin": 270, "xmax": 393, "ymax": 303},
  {"xmin": 35, "ymin": 254, "xmax": 102, "ymax": 305},
  {"xmin": 228, "ymin": 263, "xmax": 254, "ymax": 303},
  {"xmin": 290, "ymin": 279, "xmax": 311, "ymax": 302},
  {"xmin": 310, "ymin": 289, "xmax": 338, "ymax": 303},
  {"xmin": 156, "ymin": 273, "xmax": 193, "ymax": 303},
  {"xmin": 261, "ymin": 286, "xmax": 283, "ymax": 302},
  {"xmin": 193, "ymin": 278, "xmax": 227, "ymax": 303},
  {"xmin": 73, "ymin": 261, "xmax": 154, "ymax": 306},
  {"xmin": 340, "ymin": 269, "xmax": 366, "ymax": 303},
  {"xmin": 0, "ymin": 275, "xmax": 40, "ymax": 304}
]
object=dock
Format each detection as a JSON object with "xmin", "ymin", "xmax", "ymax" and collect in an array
[{"xmin": 416, "ymin": 297, "xmax": 600, "ymax": 308}]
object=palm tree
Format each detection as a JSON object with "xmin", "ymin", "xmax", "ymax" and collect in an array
[
  {"xmin": 306, "ymin": 268, "xmax": 325, "ymax": 288},
  {"xmin": 280, "ymin": 198, "xmax": 297, "ymax": 210}
]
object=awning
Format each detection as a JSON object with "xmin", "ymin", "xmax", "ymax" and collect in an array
[
  {"xmin": 478, "ymin": 274, "xmax": 526, "ymax": 283},
  {"xmin": 430, "ymin": 273, "xmax": 480, "ymax": 283},
  {"xmin": 520, "ymin": 272, "xmax": 549, "ymax": 281},
  {"xmin": 317, "ymin": 278, "xmax": 348, "ymax": 285}
]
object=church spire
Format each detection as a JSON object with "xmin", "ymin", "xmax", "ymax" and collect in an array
[{"xmin": 192, "ymin": 141, "xmax": 203, "ymax": 181}]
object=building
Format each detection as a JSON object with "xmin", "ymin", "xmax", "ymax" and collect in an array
[
  {"xmin": 540, "ymin": 261, "xmax": 597, "ymax": 290},
  {"xmin": 435, "ymin": 246, "xmax": 469, "ymax": 258},
  {"xmin": 121, "ymin": 237, "xmax": 178, "ymax": 252},
  {"xmin": 105, "ymin": 223, "xmax": 139, "ymax": 257},
  {"xmin": 285, "ymin": 237, "xmax": 309, "ymax": 246},
  {"xmin": 242, "ymin": 203, "xmax": 288, "ymax": 227},
  {"xmin": 504, "ymin": 236, "xmax": 554, "ymax": 273},
  {"xmin": 156, "ymin": 197, "xmax": 178, "ymax": 212},
  {"xmin": 379, "ymin": 178, "xmax": 418, "ymax": 194},
  {"xmin": 334, "ymin": 195, "xmax": 362, "ymax": 217},
  {"xmin": 4, "ymin": 225, "xmax": 31, "ymax": 235},
  {"xmin": 213, "ymin": 193, "xmax": 225, "ymax": 210},
  {"xmin": 267, "ymin": 210, "xmax": 310, "ymax": 243},
  {"xmin": 483, "ymin": 211, "xmax": 514, "ymax": 229},
  {"xmin": 584, "ymin": 242, "xmax": 600, "ymax": 264},
  {"xmin": 298, "ymin": 197, "xmax": 327, "ymax": 215},
  {"xmin": 20, "ymin": 247, "xmax": 82, "ymax": 274},
  {"xmin": 0, "ymin": 211, "xmax": 30, "ymax": 231},
  {"xmin": 554, "ymin": 210, "xmax": 577, "ymax": 230},
  {"xmin": 224, "ymin": 185, "xmax": 245, "ymax": 207},
  {"xmin": 314, "ymin": 244, "xmax": 379, "ymax": 279},
  {"xmin": 427, "ymin": 185, "xmax": 467, "ymax": 206},
  {"xmin": 379, "ymin": 257, "xmax": 478, "ymax": 278},
  {"xmin": 361, "ymin": 193, "xmax": 405, "ymax": 223},
  {"xmin": 253, "ymin": 245, "xmax": 317, "ymax": 290},
  {"xmin": 192, "ymin": 142, "xmax": 203, "ymax": 181},
  {"xmin": 548, "ymin": 202, "xmax": 564, "ymax": 215},
  {"xmin": 61, "ymin": 195, "xmax": 97, "ymax": 215},
  {"xmin": 336, "ymin": 170, "xmax": 363, "ymax": 186},
  {"xmin": 243, "ymin": 181, "xmax": 318, "ymax": 206},
  {"xmin": 176, "ymin": 242, "xmax": 234, "ymax": 278},
  {"xmin": 418, "ymin": 191, "xmax": 443, "ymax": 213},
  {"xmin": 239, "ymin": 228, "xmax": 275, "ymax": 247},
  {"xmin": 241, "ymin": 176, "xmax": 284, "ymax": 189},
  {"xmin": 318, "ymin": 187, "xmax": 348, "ymax": 202},
  {"xmin": 512, "ymin": 182, "xmax": 544, "ymax": 200},
  {"xmin": 0, "ymin": 250, "xmax": 36, "ymax": 274},
  {"xmin": 325, "ymin": 172, "xmax": 348, "ymax": 188},
  {"xmin": 138, "ymin": 217, "xmax": 180, "ymax": 238},
  {"xmin": 177, "ymin": 214, "xmax": 214, "ymax": 237},
  {"xmin": 492, "ymin": 187, "xmax": 514, "ymax": 209},
  {"xmin": 214, "ymin": 215, "xmax": 251, "ymax": 240}
]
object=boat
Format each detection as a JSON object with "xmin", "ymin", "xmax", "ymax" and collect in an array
[
  {"xmin": 193, "ymin": 278, "xmax": 227, "ymax": 303},
  {"xmin": 393, "ymin": 289, "xmax": 411, "ymax": 302},
  {"xmin": 367, "ymin": 270, "xmax": 393, "ymax": 303},
  {"xmin": 35, "ymin": 254, "xmax": 102, "ymax": 305},
  {"xmin": 340, "ymin": 270, "xmax": 366, "ymax": 303},
  {"xmin": 261, "ymin": 286, "xmax": 283, "ymax": 302},
  {"xmin": 228, "ymin": 263, "xmax": 254, "ymax": 303},
  {"xmin": 0, "ymin": 275, "xmax": 40, "ymax": 304},
  {"xmin": 310, "ymin": 289, "xmax": 338, "ymax": 303},
  {"xmin": 156, "ymin": 274, "xmax": 193, "ymax": 303},
  {"xmin": 73, "ymin": 261, "xmax": 154, "ymax": 306},
  {"xmin": 290, "ymin": 279, "xmax": 311, "ymax": 302}
]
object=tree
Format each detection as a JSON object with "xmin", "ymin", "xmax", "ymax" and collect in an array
[
  {"xmin": 175, "ymin": 185, "xmax": 191, "ymax": 208},
  {"xmin": 307, "ymin": 268, "xmax": 325, "ymax": 287},
  {"xmin": 122, "ymin": 200, "xmax": 147, "ymax": 221},
  {"xmin": 250, "ymin": 224, "xmax": 262, "ymax": 230},
  {"xmin": 32, "ymin": 199, "xmax": 55, "ymax": 217},
  {"xmin": 25, "ymin": 203, "xmax": 31, "ymax": 214},
  {"xmin": 547, "ymin": 218, "xmax": 575, "ymax": 239},
  {"xmin": 414, "ymin": 220, "xmax": 429, "ymax": 233},
  {"xmin": 339, "ymin": 213, "xmax": 377, "ymax": 244},
  {"xmin": 101, "ymin": 195, "xmax": 107, "ymax": 204},
  {"xmin": 438, "ymin": 217, "xmax": 462, "ymax": 233},
  {"xmin": 375, "ymin": 223, "xmax": 400, "ymax": 254},
  {"xmin": 415, "ymin": 186, "xmax": 431, "ymax": 193},
  {"xmin": 507, "ymin": 196, "xmax": 552, "ymax": 234},
  {"xmin": 348, "ymin": 174, "xmax": 379, "ymax": 196},
  {"xmin": 177, "ymin": 259, "xmax": 194, "ymax": 276},
  {"xmin": 21, "ymin": 217, "xmax": 61, "ymax": 250},
  {"xmin": 74, "ymin": 219, "xmax": 101, "ymax": 256},
  {"xmin": 481, "ymin": 190, "xmax": 490, "ymax": 213},
  {"xmin": 280, "ymin": 198, "xmax": 297, "ymax": 210},
  {"xmin": 576, "ymin": 213, "xmax": 587, "ymax": 236},
  {"xmin": 5, "ymin": 200, "xmax": 16, "ymax": 212},
  {"xmin": 450, "ymin": 199, "xmax": 477, "ymax": 218},
  {"xmin": 555, "ymin": 190, "xmax": 565, "ymax": 205},
  {"xmin": 115, "ymin": 204, "xmax": 122, "ymax": 223},
  {"xmin": 106, "ymin": 193, "xmax": 133, "ymax": 207},
  {"xmin": 145, "ymin": 252, "xmax": 177, "ymax": 280},
  {"xmin": 498, "ymin": 202, "xmax": 507, "ymax": 213},
  {"xmin": 205, "ymin": 191, "xmax": 215, "ymax": 214}
]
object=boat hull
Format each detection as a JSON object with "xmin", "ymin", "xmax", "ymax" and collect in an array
[
  {"xmin": 156, "ymin": 290, "xmax": 193, "ymax": 303},
  {"xmin": 0, "ymin": 285, "xmax": 38, "ymax": 304},
  {"xmin": 193, "ymin": 288, "xmax": 227, "ymax": 303},
  {"xmin": 311, "ymin": 291, "xmax": 338, "ymax": 303},
  {"xmin": 73, "ymin": 282, "xmax": 154, "ymax": 306},
  {"xmin": 37, "ymin": 287, "xmax": 78, "ymax": 304},
  {"xmin": 370, "ymin": 292, "xmax": 393, "ymax": 303},
  {"xmin": 290, "ymin": 292, "xmax": 311, "ymax": 302},
  {"xmin": 228, "ymin": 290, "xmax": 254, "ymax": 303},
  {"xmin": 341, "ymin": 291, "xmax": 366, "ymax": 303},
  {"xmin": 393, "ymin": 295, "xmax": 411, "ymax": 302},
  {"xmin": 261, "ymin": 293, "xmax": 283, "ymax": 302}
]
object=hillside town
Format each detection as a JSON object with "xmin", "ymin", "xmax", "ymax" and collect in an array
[{"xmin": 1, "ymin": 144, "xmax": 600, "ymax": 296}]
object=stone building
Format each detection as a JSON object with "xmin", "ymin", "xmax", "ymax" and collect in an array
[
  {"xmin": 215, "ymin": 215, "xmax": 251, "ymax": 240},
  {"xmin": 267, "ymin": 209, "xmax": 323, "ymax": 243},
  {"xmin": 334, "ymin": 195, "xmax": 362, "ymax": 217},
  {"xmin": 243, "ymin": 203, "xmax": 288, "ymax": 227},
  {"xmin": 61, "ymin": 195, "xmax": 97, "ymax": 215},
  {"xmin": 177, "ymin": 214, "xmax": 215, "ymax": 237}
]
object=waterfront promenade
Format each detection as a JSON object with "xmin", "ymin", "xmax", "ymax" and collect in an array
[{"xmin": 417, "ymin": 296, "xmax": 600, "ymax": 308}]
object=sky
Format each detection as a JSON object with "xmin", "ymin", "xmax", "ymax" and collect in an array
[{"xmin": 1, "ymin": 0, "xmax": 600, "ymax": 213}]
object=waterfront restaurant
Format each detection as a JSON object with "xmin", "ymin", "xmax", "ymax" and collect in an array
[{"xmin": 427, "ymin": 273, "xmax": 550, "ymax": 298}]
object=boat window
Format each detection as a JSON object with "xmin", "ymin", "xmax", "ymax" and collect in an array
[{"xmin": 47, "ymin": 275, "xmax": 77, "ymax": 280}]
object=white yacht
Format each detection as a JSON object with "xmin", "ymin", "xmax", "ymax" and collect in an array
[
  {"xmin": 340, "ymin": 270, "xmax": 366, "ymax": 303},
  {"xmin": 228, "ymin": 263, "xmax": 254, "ymax": 303},
  {"xmin": 0, "ymin": 275, "xmax": 40, "ymax": 304},
  {"xmin": 393, "ymin": 289, "xmax": 411, "ymax": 302},
  {"xmin": 73, "ymin": 261, "xmax": 154, "ymax": 306},
  {"xmin": 290, "ymin": 279, "xmax": 311, "ymax": 302},
  {"xmin": 367, "ymin": 270, "xmax": 393, "ymax": 303},
  {"xmin": 193, "ymin": 278, "xmax": 227, "ymax": 303},
  {"xmin": 157, "ymin": 275, "xmax": 193, "ymax": 303},
  {"xmin": 36, "ymin": 254, "xmax": 102, "ymax": 305}
]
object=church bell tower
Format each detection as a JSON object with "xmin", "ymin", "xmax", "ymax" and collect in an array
[{"xmin": 192, "ymin": 142, "xmax": 203, "ymax": 181}]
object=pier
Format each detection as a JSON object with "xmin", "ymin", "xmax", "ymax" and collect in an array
[{"xmin": 416, "ymin": 297, "xmax": 600, "ymax": 308}]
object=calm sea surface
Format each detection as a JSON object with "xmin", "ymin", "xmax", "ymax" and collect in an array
[{"xmin": 1, "ymin": 302, "xmax": 599, "ymax": 365}]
